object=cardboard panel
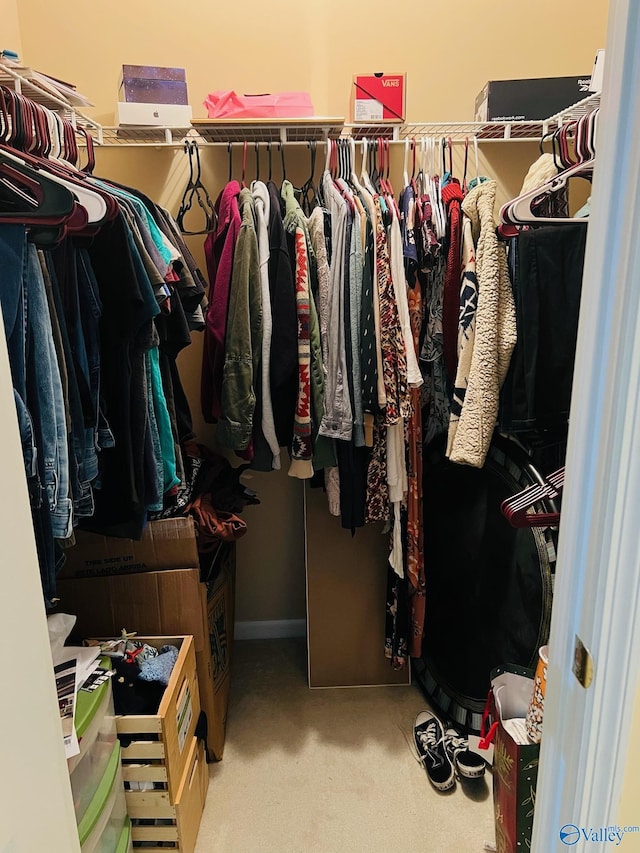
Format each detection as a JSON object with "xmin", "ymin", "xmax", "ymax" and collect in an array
[
  {"xmin": 197, "ymin": 544, "xmax": 236, "ymax": 760},
  {"xmin": 56, "ymin": 569, "xmax": 208, "ymax": 652},
  {"xmin": 305, "ymin": 485, "xmax": 410, "ymax": 688},
  {"xmin": 59, "ymin": 517, "xmax": 199, "ymax": 578}
]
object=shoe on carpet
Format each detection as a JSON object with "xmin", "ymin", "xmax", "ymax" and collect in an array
[
  {"xmin": 445, "ymin": 727, "xmax": 486, "ymax": 780},
  {"xmin": 413, "ymin": 711, "xmax": 456, "ymax": 791}
]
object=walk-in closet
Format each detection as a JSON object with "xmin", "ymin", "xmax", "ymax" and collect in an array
[{"xmin": 3, "ymin": 1, "xmax": 640, "ymax": 851}]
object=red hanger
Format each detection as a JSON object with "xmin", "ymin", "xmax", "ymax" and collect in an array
[{"xmin": 500, "ymin": 468, "xmax": 564, "ymax": 528}]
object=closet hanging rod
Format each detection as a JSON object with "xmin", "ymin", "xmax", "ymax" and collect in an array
[
  {"xmin": 83, "ymin": 130, "xmax": 547, "ymax": 148},
  {"xmin": 85, "ymin": 125, "xmax": 561, "ymax": 148}
]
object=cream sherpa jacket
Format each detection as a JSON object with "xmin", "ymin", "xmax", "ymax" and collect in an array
[{"xmin": 448, "ymin": 180, "xmax": 517, "ymax": 467}]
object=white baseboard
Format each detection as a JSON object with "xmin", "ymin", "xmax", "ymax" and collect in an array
[{"xmin": 235, "ymin": 619, "xmax": 307, "ymax": 641}]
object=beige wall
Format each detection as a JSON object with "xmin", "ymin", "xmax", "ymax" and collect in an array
[
  {"xmin": 17, "ymin": 0, "xmax": 607, "ymax": 125},
  {"xmin": 16, "ymin": 0, "xmax": 609, "ymax": 624},
  {"xmin": 3, "ymin": 0, "xmax": 23, "ymax": 57}
]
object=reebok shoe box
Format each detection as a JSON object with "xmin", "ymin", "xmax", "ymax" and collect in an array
[{"xmin": 474, "ymin": 76, "xmax": 592, "ymax": 123}]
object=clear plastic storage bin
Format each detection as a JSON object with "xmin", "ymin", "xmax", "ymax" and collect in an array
[{"xmin": 69, "ymin": 676, "xmax": 117, "ymax": 823}]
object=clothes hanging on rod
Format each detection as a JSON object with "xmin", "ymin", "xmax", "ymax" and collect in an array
[
  {"xmin": 198, "ymin": 122, "xmax": 595, "ymax": 670},
  {"xmin": 0, "ymin": 88, "xmax": 208, "ymax": 605}
]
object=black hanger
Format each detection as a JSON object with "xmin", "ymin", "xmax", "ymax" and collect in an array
[
  {"xmin": 267, "ymin": 141, "xmax": 273, "ymax": 182},
  {"xmin": 279, "ymin": 141, "xmax": 287, "ymax": 184},
  {"xmin": 370, "ymin": 139, "xmax": 380, "ymax": 192},
  {"xmin": 241, "ymin": 140, "xmax": 248, "ymax": 188},
  {"xmin": 539, "ymin": 130, "xmax": 555, "ymax": 158},
  {"xmin": 255, "ymin": 142, "xmax": 260, "ymax": 182},
  {"xmin": 299, "ymin": 141, "xmax": 318, "ymax": 215},
  {"xmin": 176, "ymin": 140, "xmax": 216, "ymax": 235}
]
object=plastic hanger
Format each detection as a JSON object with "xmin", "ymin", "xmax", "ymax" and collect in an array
[
  {"xmin": 299, "ymin": 141, "xmax": 318, "ymax": 215},
  {"xmin": 0, "ymin": 88, "xmax": 108, "ymax": 226},
  {"xmin": 335, "ymin": 139, "xmax": 354, "ymax": 211},
  {"xmin": 176, "ymin": 140, "xmax": 216, "ymax": 235},
  {"xmin": 254, "ymin": 142, "xmax": 260, "ymax": 182},
  {"xmin": 0, "ymin": 148, "xmax": 77, "ymax": 224},
  {"xmin": 241, "ymin": 140, "xmax": 248, "ymax": 189},
  {"xmin": 278, "ymin": 141, "xmax": 286, "ymax": 186},
  {"xmin": 500, "ymin": 156, "xmax": 594, "ymax": 225},
  {"xmin": 76, "ymin": 125, "xmax": 96, "ymax": 175},
  {"xmin": 227, "ymin": 143, "xmax": 233, "ymax": 183},
  {"xmin": 360, "ymin": 138, "xmax": 376, "ymax": 196},
  {"xmin": 500, "ymin": 468, "xmax": 563, "ymax": 528},
  {"xmin": 462, "ymin": 137, "xmax": 469, "ymax": 194},
  {"xmin": 500, "ymin": 110, "xmax": 598, "ymax": 227},
  {"xmin": 402, "ymin": 138, "xmax": 410, "ymax": 189}
]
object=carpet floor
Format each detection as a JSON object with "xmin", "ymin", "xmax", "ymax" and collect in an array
[{"xmin": 195, "ymin": 638, "xmax": 495, "ymax": 853}]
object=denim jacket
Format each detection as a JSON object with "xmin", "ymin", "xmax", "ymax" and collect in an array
[{"xmin": 0, "ymin": 226, "xmax": 72, "ymax": 573}]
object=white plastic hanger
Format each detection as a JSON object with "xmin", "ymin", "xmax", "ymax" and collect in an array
[
  {"xmin": 402, "ymin": 137, "xmax": 410, "ymax": 189},
  {"xmin": 349, "ymin": 138, "xmax": 365, "ymax": 194},
  {"xmin": 474, "ymin": 135, "xmax": 480, "ymax": 186},
  {"xmin": 360, "ymin": 137, "xmax": 377, "ymax": 196},
  {"xmin": 0, "ymin": 145, "xmax": 108, "ymax": 223},
  {"xmin": 324, "ymin": 138, "xmax": 332, "ymax": 174},
  {"xmin": 500, "ymin": 109, "xmax": 598, "ymax": 226},
  {"xmin": 431, "ymin": 137, "xmax": 446, "ymax": 239},
  {"xmin": 499, "ymin": 156, "xmax": 594, "ymax": 225}
]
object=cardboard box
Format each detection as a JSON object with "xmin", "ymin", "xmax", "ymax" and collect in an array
[
  {"xmin": 57, "ymin": 568, "xmax": 208, "ymax": 652},
  {"xmin": 196, "ymin": 544, "xmax": 236, "ymax": 761},
  {"xmin": 120, "ymin": 65, "xmax": 188, "ymax": 105},
  {"xmin": 474, "ymin": 76, "xmax": 592, "ymax": 123},
  {"xmin": 116, "ymin": 101, "xmax": 193, "ymax": 127},
  {"xmin": 351, "ymin": 72, "xmax": 406, "ymax": 123},
  {"xmin": 59, "ymin": 517, "xmax": 199, "ymax": 579},
  {"xmin": 56, "ymin": 544, "xmax": 236, "ymax": 761}
]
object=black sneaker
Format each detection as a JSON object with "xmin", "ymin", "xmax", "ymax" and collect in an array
[
  {"xmin": 445, "ymin": 727, "xmax": 486, "ymax": 780},
  {"xmin": 413, "ymin": 711, "xmax": 456, "ymax": 791}
]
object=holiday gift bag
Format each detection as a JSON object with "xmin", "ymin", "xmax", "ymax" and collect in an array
[{"xmin": 482, "ymin": 665, "xmax": 540, "ymax": 853}]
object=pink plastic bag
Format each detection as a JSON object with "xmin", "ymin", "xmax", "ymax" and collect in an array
[{"xmin": 203, "ymin": 90, "xmax": 314, "ymax": 120}]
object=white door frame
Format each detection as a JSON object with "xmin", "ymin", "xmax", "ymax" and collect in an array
[
  {"xmin": 532, "ymin": 2, "xmax": 640, "ymax": 850},
  {"xmin": 0, "ymin": 301, "xmax": 81, "ymax": 852}
]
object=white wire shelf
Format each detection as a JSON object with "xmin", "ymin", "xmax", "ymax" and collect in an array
[
  {"xmin": 342, "ymin": 94, "xmax": 601, "ymax": 142},
  {"xmin": 94, "ymin": 125, "xmax": 199, "ymax": 146},
  {"xmin": 191, "ymin": 117, "xmax": 345, "ymax": 143},
  {"xmin": 0, "ymin": 60, "xmax": 101, "ymax": 134}
]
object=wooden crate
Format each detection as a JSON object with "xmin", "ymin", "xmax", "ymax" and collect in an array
[
  {"xmin": 126, "ymin": 736, "xmax": 209, "ymax": 853},
  {"xmin": 117, "ymin": 636, "xmax": 200, "ymax": 803}
]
